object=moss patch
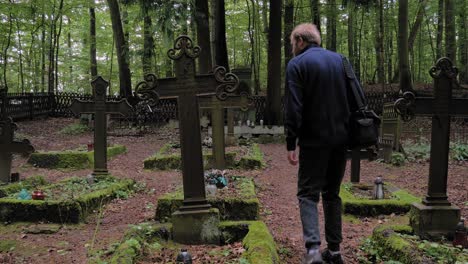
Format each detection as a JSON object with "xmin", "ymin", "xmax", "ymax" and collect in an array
[
  {"xmin": 143, "ymin": 143, "xmax": 264, "ymax": 170},
  {"xmin": 27, "ymin": 145, "xmax": 126, "ymax": 169},
  {"xmin": 340, "ymin": 183, "xmax": 420, "ymax": 216},
  {"xmin": 101, "ymin": 221, "xmax": 278, "ymax": 264},
  {"xmin": 0, "ymin": 175, "xmax": 135, "ymax": 223},
  {"xmin": 0, "ymin": 176, "xmax": 47, "ymax": 198},
  {"xmin": 360, "ymin": 225, "xmax": 468, "ymax": 264},
  {"xmin": 155, "ymin": 176, "xmax": 259, "ymax": 221}
]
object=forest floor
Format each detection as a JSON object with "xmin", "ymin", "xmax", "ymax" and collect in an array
[{"xmin": 1, "ymin": 117, "xmax": 467, "ymax": 264}]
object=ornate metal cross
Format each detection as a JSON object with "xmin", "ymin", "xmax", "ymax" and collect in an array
[
  {"xmin": 135, "ymin": 35, "xmax": 239, "ymax": 212},
  {"xmin": 0, "ymin": 118, "xmax": 34, "ymax": 183},
  {"xmin": 394, "ymin": 58, "xmax": 468, "ymax": 206},
  {"xmin": 199, "ymin": 94, "xmax": 252, "ymax": 169},
  {"xmin": 70, "ymin": 76, "xmax": 133, "ymax": 176}
]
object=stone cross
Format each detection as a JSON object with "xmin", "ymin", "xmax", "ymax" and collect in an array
[
  {"xmin": 395, "ymin": 57, "xmax": 466, "ymax": 238},
  {"xmin": 70, "ymin": 77, "xmax": 133, "ymax": 176},
  {"xmin": 0, "ymin": 118, "xmax": 34, "ymax": 183},
  {"xmin": 347, "ymin": 148, "xmax": 377, "ymax": 183},
  {"xmin": 199, "ymin": 94, "xmax": 251, "ymax": 169},
  {"xmin": 136, "ymin": 36, "xmax": 239, "ymax": 211}
]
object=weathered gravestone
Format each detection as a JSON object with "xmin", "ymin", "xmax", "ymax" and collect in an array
[
  {"xmin": 134, "ymin": 35, "xmax": 239, "ymax": 244},
  {"xmin": 0, "ymin": 118, "xmax": 35, "ymax": 183},
  {"xmin": 70, "ymin": 77, "xmax": 133, "ymax": 176},
  {"xmin": 348, "ymin": 148, "xmax": 377, "ymax": 183},
  {"xmin": 379, "ymin": 102, "xmax": 403, "ymax": 162},
  {"xmin": 394, "ymin": 57, "xmax": 466, "ymax": 239},
  {"xmin": 199, "ymin": 94, "xmax": 252, "ymax": 169}
]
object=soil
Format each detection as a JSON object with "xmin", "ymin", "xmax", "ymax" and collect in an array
[{"xmin": 1, "ymin": 117, "xmax": 467, "ymax": 264}]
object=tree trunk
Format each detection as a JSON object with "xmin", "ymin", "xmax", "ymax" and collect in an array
[
  {"xmin": 214, "ymin": 0, "xmax": 229, "ymax": 71},
  {"xmin": 47, "ymin": 0, "xmax": 57, "ymax": 94},
  {"xmin": 408, "ymin": 0, "xmax": 428, "ymax": 52},
  {"xmin": 398, "ymin": 0, "xmax": 412, "ymax": 91},
  {"xmin": 445, "ymin": 0, "xmax": 456, "ymax": 63},
  {"xmin": 436, "ymin": 0, "xmax": 444, "ymax": 59},
  {"xmin": 16, "ymin": 19, "xmax": 25, "ymax": 92},
  {"xmin": 90, "ymin": 0, "xmax": 98, "ymax": 78},
  {"xmin": 458, "ymin": 0, "xmax": 467, "ymax": 84},
  {"xmin": 347, "ymin": 2, "xmax": 355, "ymax": 64},
  {"xmin": 106, "ymin": 0, "xmax": 132, "ymax": 97},
  {"xmin": 142, "ymin": 14, "xmax": 154, "ymax": 75},
  {"xmin": 266, "ymin": 0, "xmax": 282, "ymax": 125},
  {"xmin": 375, "ymin": 0, "xmax": 385, "ymax": 85},
  {"xmin": 41, "ymin": 11, "xmax": 46, "ymax": 93},
  {"xmin": 3, "ymin": 2, "xmax": 13, "ymax": 92},
  {"xmin": 55, "ymin": 0, "xmax": 64, "ymax": 93},
  {"xmin": 262, "ymin": 0, "xmax": 269, "ymax": 33},
  {"xmin": 326, "ymin": 0, "xmax": 336, "ymax": 51},
  {"xmin": 310, "ymin": 0, "xmax": 321, "ymax": 33},
  {"xmin": 284, "ymin": 0, "xmax": 294, "ymax": 67},
  {"xmin": 195, "ymin": 0, "xmax": 212, "ymax": 73}
]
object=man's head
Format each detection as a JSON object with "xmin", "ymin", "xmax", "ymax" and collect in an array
[{"xmin": 290, "ymin": 23, "xmax": 321, "ymax": 56}]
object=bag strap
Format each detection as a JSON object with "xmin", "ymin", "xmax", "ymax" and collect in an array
[{"xmin": 341, "ymin": 55, "xmax": 367, "ymax": 110}]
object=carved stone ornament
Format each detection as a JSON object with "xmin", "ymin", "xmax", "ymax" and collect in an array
[
  {"xmin": 394, "ymin": 91, "xmax": 416, "ymax": 122},
  {"xmin": 167, "ymin": 35, "xmax": 201, "ymax": 60}
]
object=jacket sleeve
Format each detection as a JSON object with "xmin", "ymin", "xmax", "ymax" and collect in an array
[{"xmin": 284, "ymin": 62, "xmax": 303, "ymax": 151}]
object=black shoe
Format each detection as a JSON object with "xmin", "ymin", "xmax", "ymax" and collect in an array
[
  {"xmin": 302, "ymin": 249, "xmax": 323, "ymax": 264},
  {"xmin": 322, "ymin": 249, "xmax": 344, "ymax": 264}
]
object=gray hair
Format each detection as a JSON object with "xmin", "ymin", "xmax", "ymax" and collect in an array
[{"xmin": 290, "ymin": 23, "xmax": 321, "ymax": 46}]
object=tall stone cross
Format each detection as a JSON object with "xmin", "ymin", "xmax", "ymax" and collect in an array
[
  {"xmin": 135, "ymin": 36, "xmax": 238, "ymax": 210},
  {"xmin": 394, "ymin": 57, "xmax": 466, "ymax": 238},
  {"xmin": 70, "ymin": 77, "xmax": 133, "ymax": 176},
  {"xmin": 0, "ymin": 118, "xmax": 35, "ymax": 183},
  {"xmin": 199, "ymin": 94, "xmax": 252, "ymax": 169}
]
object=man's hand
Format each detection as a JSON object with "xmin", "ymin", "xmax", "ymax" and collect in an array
[{"xmin": 287, "ymin": 150, "xmax": 298, "ymax": 166}]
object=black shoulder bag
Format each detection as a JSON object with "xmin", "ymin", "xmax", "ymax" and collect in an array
[{"xmin": 342, "ymin": 56, "xmax": 381, "ymax": 148}]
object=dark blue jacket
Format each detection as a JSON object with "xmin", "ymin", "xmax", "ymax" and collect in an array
[{"xmin": 285, "ymin": 44, "xmax": 353, "ymax": 151}]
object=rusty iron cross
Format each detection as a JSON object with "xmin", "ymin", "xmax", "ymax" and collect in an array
[
  {"xmin": 198, "ymin": 93, "xmax": 252, "ymax": 169},
  {"xmin": 0, "ymin": 118, "xmax": 34, "ymax": 183},
  {"xmin": 135, "ymin": 35, "xmax": 239, "ymax": 212},
  {"xmin": 394, "ymin": 57, "xmax": 468, "ymax": 206},
  {"xmin": 70, "ymin": 76, "xmax": 133, "ymax": 176}
]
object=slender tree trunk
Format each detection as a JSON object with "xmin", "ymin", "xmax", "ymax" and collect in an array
[
  {"xmin": 67, "ymin": 17, "xmax": 72, "ymax": 88},
  {"xmin": 195, "ymin": 0, "xmax": 212, "ymax": 73},
  {"xmin": 347, "ymin": 2, "xmax": 355, "ymax": 64},
  {"xmin": 398, "ymin": 0, "xmax": 412, "ymax": 91},
  {"xmin": 326, "ymin": 0, "xmax": 337, "ymax": 51},
  {"xmin": 16, "ymin": 19, "xmax": 25, "ymax": 92},
  {"xmin": 266, "ymin": 0, "xmax": 282, "ymax": 125},
  {"xmin": 262, "ymin": 0, "xmax": 269, "ymax": 33},
  {"xmin": 209, "ymin": 0, "xmax": 216, "ymax": 68},
  {"xmin": 142, "ymin": 14, "xmax": 154, "ymax": 75},
  {"xmin": 408, "ymin": 0, "xmax": 428, "ymax": 52},
  {"xmin": 375, "ymin": 0, "xmax": 385, "ymax": 85},
  {"xmin": 310, "ymin": 0, "xmax": 321, "ymax": 34},
  {"xmin": 106, "ymin": 0, "xmax": 132, "ymax": 97},
  {"xmin": 41, "ymin": 11, "xmax": 46, "ymax": 93},
  {"xmin": 458, "ymin": 0, "xmax": 467, "ymax": 84},
  {"xmin": 47, "ymin": 0, "xmax": 57, "ymax": 94},
  {"xmin": 214, "ymin": 0, "xmax": 229, "ymax": 71},
  {"xmin": 436, "ymin": 0, "xmax": 444, "ymax": 59},
  {"xmin": 445, "ymin": 0, "xmax": 456, "ymax": 63},
  {"xmin": 90, "ymin": 0, "xmax": 98, "ymax": 77},
  {"xmin": 3, "ymin": 3, "xmax": 13, "ymax": 92},
  {"xmin": 284, "ymin": 0, "xmax": 294, "ymax": 67},
  {"xmin": 55, "ymin": 0, "xmax": 64, "ymax": 93}
]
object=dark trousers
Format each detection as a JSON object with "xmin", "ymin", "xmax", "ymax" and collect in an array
[{"xmin": 297, "ymin": 146, "xmax": 347, "ymax": 251}]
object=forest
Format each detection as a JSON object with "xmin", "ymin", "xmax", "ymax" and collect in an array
[{"xmin": 0, "ymin": 0, "xmax": 466, "ymax": 98}]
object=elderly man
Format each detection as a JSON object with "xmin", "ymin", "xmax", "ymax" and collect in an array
[{"xmin": 285, "ymin": 23, "xmax": 353, "ymax": 264}]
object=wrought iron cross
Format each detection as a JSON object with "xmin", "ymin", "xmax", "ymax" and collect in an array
[
  {"xmin": 70, "ymin": 76, "xmax": 133, "ymax": 176},
  {"xmin": 135, "ymin": 35, "xmax": 239, "ymax": 211},
  {"xmin": 394, "ymin": 57, "xmax": 468, "ymax": 206},
  {"xmin": 0, "ymin": 118, "xmax": 34, "ymax": 183},
  {"xmin": 198, "ymin": 94, "xmax": 252, "ymax": 169}
]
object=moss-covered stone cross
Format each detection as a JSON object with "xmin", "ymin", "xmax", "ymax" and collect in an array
[{"xmin": 70, "ymin": 77, "xmax": 132, "ymax": 176}]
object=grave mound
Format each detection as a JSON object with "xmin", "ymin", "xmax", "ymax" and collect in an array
[{"xmin": 0, "ymin": 174, "xmax": 134, "ymax": 223}]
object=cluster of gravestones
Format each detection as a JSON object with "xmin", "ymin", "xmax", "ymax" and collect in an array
[{"xmin": 0, "ymin": 36, "xmax": 465, "ymax": 244}]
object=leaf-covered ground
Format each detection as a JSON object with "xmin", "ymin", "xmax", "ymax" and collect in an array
[{"xmin": 1, "ymin": 117, "xmax": 466, "ymax": 263}]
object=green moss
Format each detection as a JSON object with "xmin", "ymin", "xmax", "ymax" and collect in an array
[
  {"xmin": 242, "ymin": 221, "xmax": 280, "ymax": 264},
  {"xmin": 0, "ymin": 240, "xmax": 17, "ymax": 252},
  {"xmin": 340, "ymin": 183, "xmax": 420, "ymax": 216},
  {"xmin": 238, "ymin": 143, "xmax": 265, "ymax": 169},
  {"xmin": 110, "ymin": 238, "xmax": 142, "ymax": 264},
  {"xmin": 59, "ymin": 123, "xmax": 90, "ymax": 135},
  {"xmin": 343, "ymin": 214, "xmax": 361, "ymax": 224},
  {"xmin": 27, "ymin": 145, "xmax": 126, "ymax": 170}
]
